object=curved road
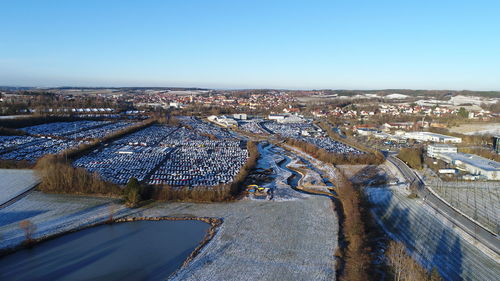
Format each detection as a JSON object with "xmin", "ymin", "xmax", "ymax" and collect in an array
[{"xmin": 388, "ymin": 156, "xmax": 500, "ymax": 256}]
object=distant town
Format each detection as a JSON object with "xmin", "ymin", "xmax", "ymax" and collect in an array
[{"xmin": 0, "ymin": 87, "xmax": 499, "ymax": 281}]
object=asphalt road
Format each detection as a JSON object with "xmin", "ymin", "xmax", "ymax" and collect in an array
[{"xmin": 388, "ymin": 156, "xmax": 500, "ymax": 256}]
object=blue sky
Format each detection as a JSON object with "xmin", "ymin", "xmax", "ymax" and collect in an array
[{"xmin": 1, "ymin": 0, "xmax": 499, "ymax": 90}]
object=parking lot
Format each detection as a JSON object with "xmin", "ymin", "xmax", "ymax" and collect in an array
[
  {"xmin": 0, "ymin": 135, "xmax": 86, "ymax": 162},
  {"xmin": 238, "ymin": 120, "xmax": 267, "ymax": 135},
  {"xmin": 263, "ymin": 121, "xmax": 362, "ymax": 154},
  {"xmin": 0, "ymin": 120, "xmax": 138, "ymax": 162},
  {"xmin": 74, "ymin": 119, "xmax": 248, "ymax": 187},
  {"xmin": 178, "ymin": 116, "xmax": 237, "ymax": 139}
]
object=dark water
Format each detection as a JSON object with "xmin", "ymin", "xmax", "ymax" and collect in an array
[
  {"xmin": 256, "ymin": 143, "xmax": 302, "ymax": 188},
  {"xmin": 0, "ymin": 220, "xmax": 209, "ymax": 281},
  {"xmin": 277, "ymin": 155, "xmax": 301, "ymax": 188}
]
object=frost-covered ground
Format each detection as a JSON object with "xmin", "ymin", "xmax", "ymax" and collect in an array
[
  {"xmin": 256, "ymin": 144, "xmax": 309, "ymax": 201},
  {"xmin": 0, "ymin": 169, "xmax": 40, "ymax": 205},
  {"xmin": 281, "ymin": 144, "xmax": 338, "ymax": 183},
  {"xmin": 0, "ymin": 145, "xmax": 339, "ymax": 281},
  {"xmin": 288, "ymin": 158, "xmax": 325, "ymax": 187},
  {"xmin": 0, "ymin": 192, "xmax": 127, "ymax": 249},
  {"xmin": 0, "ymin": 192, "xmax": 337, "ymax": 281},
  {"xmin": 449, "ymin": 123, "xmax": 500, "ymax": 136},
  {"xmin": 147, "ymin": 196, "xmax": 338, "ymax": 281}
]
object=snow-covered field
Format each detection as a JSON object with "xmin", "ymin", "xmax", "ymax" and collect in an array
[
  {"xmin": 0, "ymin": 145, "xmax": 339, "ymax": 281},
  {"xmin": 0, "ymin": 169, "xmax": 40, "ymax": 205},
  {"xmin": 0, "ymin": 189, "xmax": 338, "ymax": 281},
  {"xmin": 143, "ymin": 197, "xmax": 338, "ymax": 281},
  {"xmin": 449, "ymin": 123, "xmax": 500, "ymax": 136},
  {"xmin": 0, "ymin": 192, "xmax": 127, "ymax": 249}
]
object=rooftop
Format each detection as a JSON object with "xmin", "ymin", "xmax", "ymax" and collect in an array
[{"xmin": 442, "ymin": 152, "xmax": 500, "ymax": 172}]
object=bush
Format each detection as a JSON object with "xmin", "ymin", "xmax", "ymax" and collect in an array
[
  {"xmin": 35, "ymin": 155, "xmax": 121, "ymax": 196},
  {"xmin": 123, "ymin": 177, "xmax": 144, "ymax": 207},
  {"xmin": 397, "ymin": 148, "xmax": 423, "ymax": 170}
]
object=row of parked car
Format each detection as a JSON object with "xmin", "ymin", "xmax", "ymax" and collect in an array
[
  {"xmin": 21, "ymin": 121, "xmax": 108, "ymax": 137},
  {"xmin": 0, "ymin": 121, "xmax": 141, "ymax": 162},
  {"xmin": 74, "ymin": 120, "xmax": 249, "ymax": 186},
  {"xmin": 178, "ymin": 116, "xmax": 237, "ymax": 139},
  {"xmin": 263, "ymin": 121, "xmax": 362, "ymax": 154},
  {"xmin": 0, "ymin": 136, "xmax": 85, "ymax": 162},
  {"xmin": 147, "ymin": 140, "xmax": 247, "ymax": 186}
]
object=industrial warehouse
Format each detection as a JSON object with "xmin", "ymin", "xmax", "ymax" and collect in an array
[{"xmin": 427, "ymin": 144, "xmax": 500, "ymax": 180}]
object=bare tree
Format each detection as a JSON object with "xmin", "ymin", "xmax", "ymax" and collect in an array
[{"xmin": 19, "ymin": 220, "xmax": 37, "ymax": 244}]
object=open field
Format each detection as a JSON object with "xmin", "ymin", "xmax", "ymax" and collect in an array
[
  {"xmin": 0, "ymin": 144, "xmax": 339, "ymax": 280},
  {"xmin": 143, "ymin": 196, "xmax": 337, "ymax": 281},
  {"xmin": 0, "ymin": 169, "xmax": 40, "ymax": 205},
  {"xmin": 0, "ymin": 192, "xmax": 127, "ymax": 249},
  {"xmin": 449, "ymin": 123, "xmax": 500, "ymax": 136},
  {"xmin": 0, "ymin": 190, "xmax": 338, "ymax": 281}
]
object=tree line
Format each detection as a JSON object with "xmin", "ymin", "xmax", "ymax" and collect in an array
[
  {"xmin": 331, "ymin": 170, "xmax": 372, "ymax": 280},
  {"xmin": 35, "ymin": 155, "xmax": 122, "ymax": 196},
  {"xmin": 284, "ymin": 138, "xmax": 385, "ymax": 165}
]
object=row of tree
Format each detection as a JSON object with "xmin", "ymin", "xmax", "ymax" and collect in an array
[
  {"xmin": 387, "ymin": 240, "xmax": 442, "ymax": 281},
  {"xmin": 331, "ymin": 171, "xmax": 372, "ymax": 280},
  {"xmin": 285, "ymin": 138, "xmax": 385, "ymax": 165},
  {"xmin": 35, "ymin": 155, "xmax": 122, "ymax": 196}
]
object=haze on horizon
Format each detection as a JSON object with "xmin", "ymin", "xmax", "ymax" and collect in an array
[{"xmin": 1, "ymin": 0, "xmax": 500, "ymax": 91}]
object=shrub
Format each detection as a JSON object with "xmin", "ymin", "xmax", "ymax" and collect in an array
[
  {"xmin": 35, "ymin": 155, "xmax": 121, "ymax": 196},
  {"xmin": 123, "ymin": 177, "xmax": 144, "ymax": 207},
  {"xmin": 397, "ymin": 147, "xmax": 423, "ymax": 170}
]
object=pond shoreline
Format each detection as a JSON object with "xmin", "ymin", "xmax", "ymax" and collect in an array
[{"xmin": 0, "ymin": 215, "xmax": 223, "ymax": 276}]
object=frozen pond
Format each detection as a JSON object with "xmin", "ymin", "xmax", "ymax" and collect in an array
[{"xmin": 0, "ymin": 220, "xmax": 209, "ymax": 281}]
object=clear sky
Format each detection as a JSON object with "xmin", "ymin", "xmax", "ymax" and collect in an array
[{"xmin": 1, "ymin": 0, "xmax": 499, "ymax": 90}]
